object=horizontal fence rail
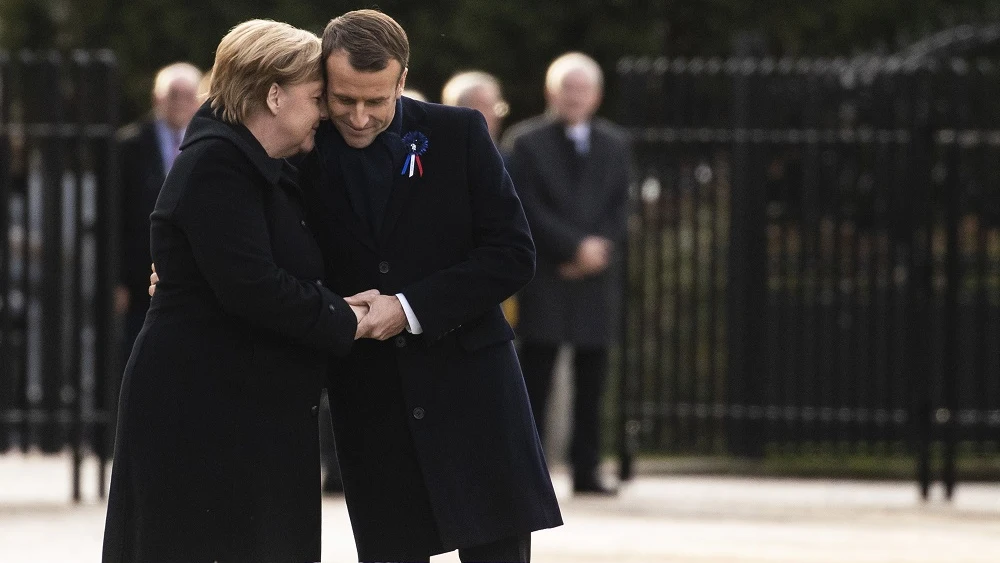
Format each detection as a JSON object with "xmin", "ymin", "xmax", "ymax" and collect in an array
[{"xmin": 617, "ymin": 55, "xmax": 1000, "ymax": 497}]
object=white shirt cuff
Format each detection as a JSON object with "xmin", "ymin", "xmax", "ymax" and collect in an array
[{"xmin": 395, "ymin": 293, "xmax": 423, "ymax": 334}]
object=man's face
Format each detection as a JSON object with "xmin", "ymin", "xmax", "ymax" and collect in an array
[
  {"xmin": 159, "ymin": 79, "xmax": 200, "ymax": 131},
  {"xmin": 547, "ymin": 68, "xmax": 601, "ymax": 126},
  {"xmin": 324, "ymin": 50, "xmax": 406, "ymax": 149},
  {"xmin": 462, "ymin": 84, "xmax": 506, "ymax": 141}
]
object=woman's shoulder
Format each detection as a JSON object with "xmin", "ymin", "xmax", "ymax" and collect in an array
[{"xmin": 156, "ymin": 137, "xmax": 259, "ymax": 215}]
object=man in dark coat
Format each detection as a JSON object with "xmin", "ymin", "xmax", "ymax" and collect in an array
[
  {"xmin": 502, "ymin": 52, "xmax": 633, "ymax": 496},
  {"xmin": 115, "ymin": 62, "xmax": 202, "ymax": 365},
  {"xmin": 299, "ymin": 10, "xmax": 561, "ymax": 563}
]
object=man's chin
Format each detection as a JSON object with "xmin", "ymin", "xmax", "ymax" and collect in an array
[{"xmin": 343, "ymin": 136, "xmax": 374, "ymax": 149}]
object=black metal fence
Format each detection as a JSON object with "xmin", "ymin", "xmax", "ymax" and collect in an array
[
  {"xmin": 617, "ymin": 55, "xmax": 1000, "ymax": 497},
  {"xmin": 0, "ymin": 50, "xmax": 120, "ymax": 501}
]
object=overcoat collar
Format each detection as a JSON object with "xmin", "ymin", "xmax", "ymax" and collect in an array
[
  {"xmin": 182, "ymin": 102, "xmax": 284, "ymax": 186},
  {"xmin": 314, "ymin": 96, "xmax": 431, "ymax": 252}
]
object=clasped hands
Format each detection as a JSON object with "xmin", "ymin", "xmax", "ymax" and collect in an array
[
  {"xmin": 345, "ymin": 290, "xmax": 408, "ymax": 341},
  {"xmin": 559, "ymin": 235, "xmax": 612, "ymax": 280},
  {"xmin": 148, "ymin": 265, "xmax": 406, "ymax": 341}
]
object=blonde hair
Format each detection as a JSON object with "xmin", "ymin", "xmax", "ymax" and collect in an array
[
  {"xmin": 152, "ymin": 62, "xmax": 202, "ymax": 100},
  {"xmin": 208, "ymin": 19, "xmax": 322, "ymax": 124},
  {"xmin": 544, "ymin": 52, "xmax": 603, "ymax": 95}
]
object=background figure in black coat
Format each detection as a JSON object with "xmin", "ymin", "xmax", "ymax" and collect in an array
[
  {"xmin": 115, "ymin": 62, "xmax": 202, "ymax": 367},
  {"xmin": 102, "ymin": 21, "xmax": 366, "ymax": 563},
  {"xmin": 503, "ymin": 52, "xmax": 633, "ymax": 496},
  {"xmin": 300, "ymin": 10, "xmax": 561, "ymax": 563}
]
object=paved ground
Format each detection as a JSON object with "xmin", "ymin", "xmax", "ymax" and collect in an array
[{"xmin": 2, "ymin": 453, "xmax": 1000, "ymax": 562}]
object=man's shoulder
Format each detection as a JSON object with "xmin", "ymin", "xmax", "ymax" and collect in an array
[
  {"xmin": 504, "ymin": 115, "xmax": 552, "ymax": 142},
  {"xmin": 592, "ymin": 117, "xmax": 631, "ymax": 146},
  {"xmin": 116, "ymin": 118, "xmax": 156, "ymax": 145},
  {"xmin": 499, "ymin": 114, "xmax": 554, "ymax": 154}
]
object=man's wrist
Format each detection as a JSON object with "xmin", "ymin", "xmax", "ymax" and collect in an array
[{"xmin": 395, "ymin": 293, "xmax": 423, "ymax": 334}]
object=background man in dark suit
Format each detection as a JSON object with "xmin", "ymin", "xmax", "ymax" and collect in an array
[
  {"xmin": 115, "ymin": 62, "xmax": 202, "ymax": 362},
  {"xmin": 502, "ymin": 52, "xmax": 633, "ymax": 496},
  {"xmin": 300, "ymin": 10, "xmax": 561, "ymax": 563}
]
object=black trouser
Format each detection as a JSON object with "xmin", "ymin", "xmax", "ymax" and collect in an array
[
  {"xmin": 365, "ymin": 533, "xmax": 531, "ymax": 563},
  {"xmin": 519, "ymin": 342, "xmax": 608, "ymax": 479}
]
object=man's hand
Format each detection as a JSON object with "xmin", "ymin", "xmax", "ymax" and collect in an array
[
  {"xmin": 114, "ymin": 284, "xmax": 131, "ymax": 315},
  {"xmin": 558, "ymin": 262, "xmax": 586, "ymax": 280},
  {"xmin": 148, "ymin": 263, "xmax": 158, "ymax": 297},
  {"xmin": 576, "ymin": 235, "xmax": 611, "ymax": 273},
  {"xmin": 345, "ymin": 289, "xmax": 380, "ymax": 339},
  {"xmin": 353, "ymin": 294, "xmax": 408, "ymax": 341},
  {"xmin": 559, "ymin": 236, "xmax": 611, "ymax": 279}
]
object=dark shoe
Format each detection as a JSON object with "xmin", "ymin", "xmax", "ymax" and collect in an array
[
  {"xmin": 322, "ymin": 474, "xmax": 344, "ymax": 496},
  {"xmin": 573, "ymin": 475, "xmax": 619, "ymax": 496}
]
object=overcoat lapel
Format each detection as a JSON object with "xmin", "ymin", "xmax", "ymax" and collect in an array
[
  {"xmin": 379, "ymin": 98, "xmax": 431, "ymax": 247},
  {"xmin": 314, "ymin": 147, "xmax": 378, "ymax": 253}
]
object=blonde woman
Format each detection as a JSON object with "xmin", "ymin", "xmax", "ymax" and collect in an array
[{"xmin": 102, "ymin": 20, "xmax": 369, "ymax": 563}]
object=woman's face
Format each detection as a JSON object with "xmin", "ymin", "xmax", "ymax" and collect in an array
[{"xmin": 276, "ymin": 79, "xmax": 326, "ymax": 156}]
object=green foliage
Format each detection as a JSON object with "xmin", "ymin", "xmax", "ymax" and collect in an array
[{"xmin": 0, "ymin": 1, "xmax": 996, "ymax": 124}]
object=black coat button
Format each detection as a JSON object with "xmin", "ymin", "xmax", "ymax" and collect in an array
[
  {"xmin": 412, "ymin": 407, "xmax": 425, "ymax": 420},
  {"xmin": 394, "ymin": 335, "xmax": 407, "ymax": 348},
  {"xmin": 378, "ymin": 261, "xmax": 390, "ymax": 274},
  {"xmin": 311, "ymin": 406, "xmax": 319, "ymax": 417}
]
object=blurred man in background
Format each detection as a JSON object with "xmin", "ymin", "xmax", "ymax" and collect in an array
[
  {"xmin": 503, "ymin": 52, "xmax": 632, "ymax": 496},
  {"xmin": 115, "ymin": 62, "xmax": 202, "ymax": 365},
  {"xmin": 441, "ymin": 70, "xmax": 509, "ymax": 143}
]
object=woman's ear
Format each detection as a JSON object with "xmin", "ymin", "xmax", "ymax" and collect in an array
[{"xmin": 266, "ymin": 83, "xmax": 281, "ymax": 116}]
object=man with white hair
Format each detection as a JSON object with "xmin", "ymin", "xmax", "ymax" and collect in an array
[
  {"xmin": 441, "ymin": 70, "xmax": 509, "ymax": 141},
  {"xmin": 115, "ymin": 62, "xmax": 202, "ymax": 364},
  {"xmin": 502, "ymin": 52, "xmax": 632, "ymax": 496}
]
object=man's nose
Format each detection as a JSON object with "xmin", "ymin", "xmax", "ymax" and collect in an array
[{"xmin": 348, "ymin": 103, "xmax": 368, "ymax": 128}]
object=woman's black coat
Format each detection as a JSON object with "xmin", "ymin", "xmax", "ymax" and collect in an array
[{"xmin": 102, "ymin": 105, "xmax": 358, "ymax": 563}]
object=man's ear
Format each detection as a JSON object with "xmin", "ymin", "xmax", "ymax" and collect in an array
[
  {"xmin": 266, "ymin": 83, "xmax": 281, "ymax": 115},
  {"xmin": 396, "ymin": 67, "xmax": 408, "ymax": 98}
]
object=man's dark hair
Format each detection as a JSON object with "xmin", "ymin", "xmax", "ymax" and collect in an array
[{"xmin": 322, "ymin": 9, "xmax": 409, "ymax": 73}]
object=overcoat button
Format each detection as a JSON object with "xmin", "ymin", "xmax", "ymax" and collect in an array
[
  {"xmin": 394, "ymin": 335, "xmax": 407, "ymax": 348},
  {"xmin": 378, "ymin": 261, "xmax": 390, "ymax": 274},
  {"xmin": 311, "ymin": 406, "xmax": 319, "ymax": 417},
  {"xmin": 412, "ymin": 407, "xmax": 425, "ymax": 420}
]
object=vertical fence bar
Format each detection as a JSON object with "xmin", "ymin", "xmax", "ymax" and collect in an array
[
  {"xmin": 0, "ymin": 52, "xmax": 11, "ymax": 452},
  {"xmin": 94, "ymin": 50, "xmax": 120, "ymax": 497}
]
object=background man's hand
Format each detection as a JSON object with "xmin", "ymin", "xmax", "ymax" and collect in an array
[
  {"xmin": 560, "ymin": 236, "xmax": 611, "ymax": 279},
  {"xmin": 114, "ymin": 285, "xmax": 131, "ymax": 315},
  {"xmin": 558, "ymin": 262, "xmax": 586, "ymax": 280},
  {"xmin": 354, "ymin": 294, "xmax": 407, "ymax": 341},
  {"xmin": 576, "ymin": 235, "xmax": 611, "ymax": 273}
]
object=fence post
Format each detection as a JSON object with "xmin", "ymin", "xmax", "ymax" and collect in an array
[
  {"xmin": 727, "ymin": 55, "xmax": 768, "ymax": 457},
  {"xmin": 906, "ymin": 60, "xmax": 936, "ymax": 500}
]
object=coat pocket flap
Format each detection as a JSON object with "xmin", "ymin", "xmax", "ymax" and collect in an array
[{"xmin": 456, "ymin": 310, "xmax": 515, "ymax": 351}]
